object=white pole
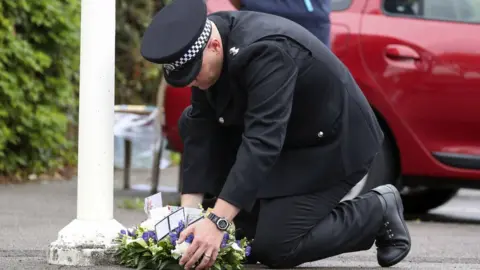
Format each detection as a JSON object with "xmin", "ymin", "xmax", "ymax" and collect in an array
[
  {"xmin": 76, "ymin": 0, "xmax": 115, "ymax": 222},
  {"xmin": 48, "ymin": 0, "xmax": 125, "ymax": 266}
]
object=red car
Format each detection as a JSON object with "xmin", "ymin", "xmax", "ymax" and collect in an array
[{"xmin": 162, "ymin": 0, "xmax": 480, "ymax": 214}]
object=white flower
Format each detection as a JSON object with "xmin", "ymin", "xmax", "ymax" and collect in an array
[
  {"xmin": 231, "ymin": 242, "xmax": 242, "ymax": 251},
  {"xmin": 171, "ymin": 241, "xmax": 190, "ymax": 259},
  {"xmin": 140, "ymin": 219, "xmax": 157, "ymax": 231},
  {"xmin": 126, "ymin": 237, "xmax": 147, "ymax": 248}
]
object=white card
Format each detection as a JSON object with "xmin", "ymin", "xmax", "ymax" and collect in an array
[
  {"xmin": 184, "ymin": 207, "xmax": 204, "ymax": 225},
  {"xmin": 149, "ymin": 207, "xmax": 171, "ymax": 221},
  {"xmin": 168, "ymin": 205, "xmax": 182, "ymax": 212},
  {"xmin": 187, "ymin": 215, "xmax": 204, "ymax": 225},
  {"xmin": 144, "ymin": 193, "xmax": 163, "ymax": 218},
  {"xmin": 155, "ymin": 217, "xmax": 170, "ymax": 240},
  {"xmin": 168, "ymin": 208, "xmax": 186, "ymax": 231}
]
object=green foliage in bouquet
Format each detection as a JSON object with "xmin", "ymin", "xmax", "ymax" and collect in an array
[
  {"xmin": 114, "ymin": 209, "xmax": 252, "ymax": 270},
  {"xmin": 115, "ymin": 225, "xmax": 179, "ymax": 270},
  {"xmin": 0, "ymin": 0, "xmax": 80, "ymax": 177}
]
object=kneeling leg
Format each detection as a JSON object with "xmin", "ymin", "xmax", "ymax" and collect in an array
[{"xmin": 252, "ymin": 177, "xmax": 384, "ymax": 268}]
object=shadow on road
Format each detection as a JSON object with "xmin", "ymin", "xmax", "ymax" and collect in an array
[
  {"xmin": 247, "ymin": 267, "xmax": 384, "ymax": 270},
  {"xmin": 406, "ymin": 213, "xmax": 480, "ymax": 225}
]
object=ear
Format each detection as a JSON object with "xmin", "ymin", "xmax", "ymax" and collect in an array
[{"xmin": 207, "ymin": 38, "xmax": 222, "ymax": 53}]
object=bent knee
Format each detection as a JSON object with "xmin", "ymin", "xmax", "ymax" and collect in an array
[{"xmin": 252, "ymin": 237, "xmax": 299, "ymax": 269}]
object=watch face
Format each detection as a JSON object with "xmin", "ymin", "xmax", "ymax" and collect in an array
[{"xmin": 217, "ymin": 219, "xmax": 229, "ymax": 230}]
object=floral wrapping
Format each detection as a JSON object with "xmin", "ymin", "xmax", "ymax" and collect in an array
[{"xmin": 114, "ymin": 207, "xmax": 251, "ymax": 270}]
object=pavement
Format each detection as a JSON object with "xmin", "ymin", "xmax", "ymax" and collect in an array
[{"xmin": 2, "ymin": 167, "xmax": 480, "ymax": 269}]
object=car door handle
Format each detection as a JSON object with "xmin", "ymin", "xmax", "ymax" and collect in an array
[{"xmin": 385, "ymin": 44, "xmax": 421, "ymax": 60}]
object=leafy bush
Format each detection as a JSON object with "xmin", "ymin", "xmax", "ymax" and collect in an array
[
  {"xmin": 115, "ymin": 0, "xmax": 166, "ymax": 105},
  {"xmin": 0, "ymin": 0, "xmax": 80, "ymax": 178},
  {"xmin": 0, "ymin": 0, "xmax": 169, "ymax": 180}
]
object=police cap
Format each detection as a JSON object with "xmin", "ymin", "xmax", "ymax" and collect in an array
[{"xmin": 141, "ymin": 0, "xmax": 212, "ymax": 87}]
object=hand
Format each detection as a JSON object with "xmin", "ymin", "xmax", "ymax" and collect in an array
[{"xmin": 178, "ymin": 218, "xmax": 224, "ymax": 269}]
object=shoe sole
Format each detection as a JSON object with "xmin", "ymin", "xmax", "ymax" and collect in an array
[{"xmin": 380, "ymin": 184, "xmax": 411, "ymax": 267}]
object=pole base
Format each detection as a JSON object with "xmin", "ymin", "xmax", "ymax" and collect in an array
[{"xmin": 47, "ymin": 219, "xmax": 125, "ymax": 266}]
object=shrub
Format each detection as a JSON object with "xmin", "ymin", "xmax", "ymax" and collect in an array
[
  {"xmin": 0, "ymin": 0, "xmax": 169, "ymax": 180},
  {"xmin": 115, "ymin": 0, "xmax": 166, "ymax": 105},
  {"xmin": 0, "ymin": 0, "xmax": 80, "ymax": 178}
]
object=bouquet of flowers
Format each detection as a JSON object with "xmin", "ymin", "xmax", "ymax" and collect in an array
[{"xmin": 114, "ymin": 201, "xmax": 251, "ymax": 270}]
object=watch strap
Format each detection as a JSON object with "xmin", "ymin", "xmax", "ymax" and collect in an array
[
  {"xmin": 207, "ymin": 212, "xmax": 219, "ymax": 224},
  {"xmin": 207, "ymin": 212, "xmax": 229, "ymax": 231}
]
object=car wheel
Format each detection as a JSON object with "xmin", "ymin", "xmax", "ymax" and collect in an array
[
  {"xmin": 401, "ymin": 187, "xmax": 458, "ymax": 214},
  {"xmin": 342, "ymin": 133, "xmax": 458, "ymax": 214},
  {"xmin": 342, "ymin": 135, "xmax": 398, "ymax": 201}
]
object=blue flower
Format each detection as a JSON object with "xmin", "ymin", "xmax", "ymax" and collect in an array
[
  {"xmin": 221, "ymin": 233, "xmax": 229, "ymax": 248},
  {"xmin": 151, "ymin": 231, "xmax": 158, "ymax": 242},
  {"xmin": 185, "ymin": 234, "xmax": 194, "ymax": 244},
  {"xmin": 245, "ymin": 245, "xmax": 251, "ymax": 257},
  {"xmin": 128, "ymin": 229, "xmax": 136, "ymax": 237},
  {"xmin": 141, "ymin": 233, "xmax": 149, "ymax": 242},
  {"xmin": 142, "ymin": 231, "xmax": 157, "ymax": 243},
  {"xmin": 175, "ymin": 220, "xmax": 185, "ymax": 235},
  {"xmin": 169, "ymin": 231, "xmax": 178, "ymax": 246},
  {"xmin": 120, "ymin": 230, "xmax": 126, "ymax": 235}
]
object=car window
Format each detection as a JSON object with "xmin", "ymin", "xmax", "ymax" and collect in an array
[
  {"xmin": 383, "ymin": 0, "xmax": 480, "ymax": 23},
  {"xmin": 332, "ymin": 0, "xmax": 352, "ymax": 11}
]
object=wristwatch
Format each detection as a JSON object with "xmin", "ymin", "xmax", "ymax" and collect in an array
[{"xmin": 207, "ymin": 212, "xmax": 230, "ymax": 231}]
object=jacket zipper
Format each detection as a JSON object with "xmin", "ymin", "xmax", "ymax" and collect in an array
[{"xmin": 304, "ymin": 0, "xmax": 314, "ymax": 12}]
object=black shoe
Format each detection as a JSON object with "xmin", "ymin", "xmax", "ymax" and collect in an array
[{"xmin": 372, "ymin": 184, "xmax": 411, "ymax": 267}]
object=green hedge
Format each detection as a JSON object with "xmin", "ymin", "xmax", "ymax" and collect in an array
[
  {"xmin": 0, "ymin": 0, "xmax": 80, "ymax": 178},
  {"xmin": 115, "ymin": 0, "xmax": 166, "ymax": 105},
  {"xmin": 0, "ymin": 0, "xmax": 168, "ymax": 180}
]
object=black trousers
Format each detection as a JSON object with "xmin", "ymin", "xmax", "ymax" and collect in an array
[{"xmin": 203, "ymin": 167, "xmax": 384, "ymax": 268}]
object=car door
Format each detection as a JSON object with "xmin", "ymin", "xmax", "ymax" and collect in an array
[{"xmin": 359, "ymin": 0, "xmax": 480, "ymax": 171}]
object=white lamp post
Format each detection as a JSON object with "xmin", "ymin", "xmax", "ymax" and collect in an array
[{"xmin": 47, "ymin": 0, "xmax": 125, "ymax": 265}]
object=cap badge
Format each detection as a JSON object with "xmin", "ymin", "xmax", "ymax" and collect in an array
[
  {"xmin": 229, "ymin": 47, "xmax": 239, "ymax": 56},
  {"xmin": 163, "ymin": 64, "xmax": 175, "ymax": 74}
]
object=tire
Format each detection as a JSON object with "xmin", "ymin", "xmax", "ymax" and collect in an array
[
  {"xmin": 401, "ymin": 187, "xmax": 458, "ymax": 214},
  {"xmin": 361, "ymin": 136, "xmax": 399, "ymax": 192},
  {"xmin": 347, "ymin": 133, "xmax": 458, "ymax": 214},
  {"xmin": 342, "ymin": 135, "xmax": 397, "ymax": 201}
]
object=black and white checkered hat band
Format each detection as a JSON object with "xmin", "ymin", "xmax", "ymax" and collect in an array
[{"xmin": 164, "ymin": 19, "xmax": 212, "ymax": 72}]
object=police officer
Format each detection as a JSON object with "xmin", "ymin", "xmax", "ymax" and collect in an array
[{"xmin": 141, "ymin": 0, "xmax": 411, "ymax": 269}]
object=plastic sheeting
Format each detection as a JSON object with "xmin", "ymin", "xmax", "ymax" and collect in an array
[{"xmin": 114, "ymin": 110, "xmax": 171, "ymax": 170}]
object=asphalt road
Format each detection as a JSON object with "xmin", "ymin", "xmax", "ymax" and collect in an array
[{"xmin": 1, "ymin": 180, "xmax": 480, "ymax": 269}]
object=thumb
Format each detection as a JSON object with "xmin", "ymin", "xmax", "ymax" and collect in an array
[{"xmin": 178, "ymin": 225, "xmax": 194, "ymax": 243}]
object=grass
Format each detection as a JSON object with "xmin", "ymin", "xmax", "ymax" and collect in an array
[
  {"xmin": 118, "ymin": 197, "xmax": 181, "ymax": 211},
  {"xmin": 118, "ymin": 197, "xmax": 144, "ymax": 210}
]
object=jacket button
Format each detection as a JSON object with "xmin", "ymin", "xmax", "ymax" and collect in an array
[
  {"xmin": 317, "ymin": 131, "xmax": 324, "ymax": 138},
  {"xmin": 218, "ymin": 117, "xmax": 225, "ymax": 124}
]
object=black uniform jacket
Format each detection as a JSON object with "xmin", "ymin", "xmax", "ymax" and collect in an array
[{"xmin": 179, "ymin": 11, "xmax": 384, "ymax": 212}]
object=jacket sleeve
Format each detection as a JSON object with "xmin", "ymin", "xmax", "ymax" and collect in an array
[
  {"xmin": 180, "ymin": 87, "xmax": 230, "ymax": 196},
  {"xmin": 218, "ymin": 41, "xmax": 299, "ymax": 211}
]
